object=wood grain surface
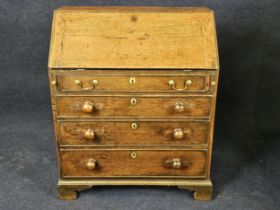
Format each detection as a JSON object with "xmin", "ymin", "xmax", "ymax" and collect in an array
[
  {"xmin": 49, "ymin": 7, "xmax": 218, "ymax": 69},
  {"xmin": 48, "ymin": 6, "xmax": 219, "ymax": 200},
  {"xmin": 56, "ymin": 95, "xmax": 212, "ymax": 118},
  {"xmin": 57, "ymin": 71, "xmax": 211, "ymax": 93},
  {"xmin": 58, "ymin": 120, "xmax": 210, "ymax": 146},
  {"xmin": 60, "ymin": 149, "xmax": 207, "ymax": 177}
]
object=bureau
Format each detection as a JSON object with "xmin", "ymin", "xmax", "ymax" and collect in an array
[{"xmin": 48, "ymin": 6, "xmax": 219, "ymax": 201}]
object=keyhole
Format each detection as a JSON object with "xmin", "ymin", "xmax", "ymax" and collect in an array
[
  {"xmin": 131, "ymin": 151, "xmax": 137, "ymax": 159},
  {"xmin": 131, "ymin": 123, "xmax": 138, "ymax": 129},
  {"xmin": 130, "ymin": 98, "xmax": 137, "ymax": 105},
  {"xmin": 129, "ymin": 77, "xmax": 136, "ymax": 85}
]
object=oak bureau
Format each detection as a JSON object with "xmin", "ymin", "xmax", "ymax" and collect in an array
[{"xmin": 48, "ymin": 6, "xmax": 219, "ymax": 201}]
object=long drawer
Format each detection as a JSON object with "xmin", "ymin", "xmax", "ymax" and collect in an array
[
  {"xmin": 56, "ymin": 95, "xmax": 212, "ymax": 118},
  {"xmin": 55, "ymin": 70, "xmax": 213, "ymax": 93},
  {"xmin": 58, "ymin": 120, "xmax": 210, "ymax": 146},
  {"xmin": 60, "ymin": 149, "xmax": 207, "ymax": 178}
]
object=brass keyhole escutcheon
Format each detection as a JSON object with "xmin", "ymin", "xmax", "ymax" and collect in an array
[
  {"xmin": 131, "ymin": 151, "xmax": 137, "ymax": 159},
  {"xmin": 129, "ymin": 77, "xmax": 136, "ymax": 85},
  {"xmin": 130, "ymin": 98, "xmax": 137, "ymax": 105},
  {"xmin": 131, "ymin": 123, "xmax": 138, "ymax": 129}
]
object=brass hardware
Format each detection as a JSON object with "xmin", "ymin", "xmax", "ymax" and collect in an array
[
  {"xmin": 82, "ymin": 101, "xmax": 94, "ymax": 113},
  {"xmin": 131, "ymin": 151, "xmax": 137, "ymax": 159},
  {"xmin": 131, "ymin": 123, "xmax": 138, "ymax": 129},
  {"xmin": 129, "ymin": 77, "xmax": 136, "ymax": 85},
  {"xmin": 164, "ymin": 158, "xmax": 187, "ymax": 169},
  {"xmin": 211, "ymin": 81, "xmax": 216, "ymax": 86},
  {"xmin": 174, "ymin": 102, "xmax": 185, "ymax": 113},
  {"xmin": 168, "ymin": 79, "xmax": 192, "ymax": 91},
  {"xmin": 84, "ymin": 129, "xmax": 95, "ymax": 140},
  {"xmin": 130, "ymin": 98, "xmax": 137, "ymax": 105},
  {"xmin": 51, "ymin": 80, "xmax": 56, "ymax": 86},
  {"xmin": 75, "ymin": 79, "xmax": 99, "ymax": 91},
  {"xmin": 173, "ymin": 128, "xmax": 184, "ymax": 140},
  {"xmin": 86, "ymin": 159, "xmax": 97, "ymax": 170}
]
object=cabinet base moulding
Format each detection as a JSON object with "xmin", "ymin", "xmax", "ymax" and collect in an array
[{"xmin": 57, "ymin": 178, "xmax": 213, "ymax": 201}]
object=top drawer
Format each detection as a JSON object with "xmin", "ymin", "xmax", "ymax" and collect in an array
[{"xmin": 53, "ymin": 70, "xmax": 215, "ymax": 94}]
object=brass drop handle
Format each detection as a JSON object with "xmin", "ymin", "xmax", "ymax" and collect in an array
[
  {"xmin": 164, "ymin": 158, "xmax": 188, "ymax": 169},
  {"xmin": 86, "ymin": 159, "xmax": 97, "ymax": 170},
  {"xmin": 174, "ymin": 102, "xmax": 185, "ymax": 113},
  {"xmin": 168, "ymin": 79, "xmax": 192, "ymax": 91},
  {"xmin": 173, "ymin": 128, "xmax": 184, "ymax": 140},
  {"xmin": 75, "ymin": 79, "xmax": 99, "ymax": 91},
  {"xmin": 82, "ymin": 101, "xmax": 94, "ymax": 114},
  {"xmin": 84, "ymin": 129, "xmax": 95, "ymax": 140}
]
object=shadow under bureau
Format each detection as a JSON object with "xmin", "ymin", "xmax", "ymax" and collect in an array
[{"xmin": 48, "ymin": 6, "xmax": 219, "ymax": 201}]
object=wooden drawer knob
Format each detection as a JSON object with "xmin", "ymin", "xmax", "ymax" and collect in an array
[
  {"xmin": 84, "ymin": 129, "xmax": 95, "ymax": 140},
  {"xmin": 164, "ymin": 158, "xmax": 188, "ymax": 169},
  {"xmin": 174, "ymin": 102, "xmax": 185, "ymax": 113},
  {"xmin": 86, "ymin": 159, "xmax": 97, "ymax": 170},
  {"xmin": 82, "ymin": 101, "xmax": 94, "ymax": 113},
  {"xmin": 173, "ymin": 128, "xmax": 184, "ymax": 140}
]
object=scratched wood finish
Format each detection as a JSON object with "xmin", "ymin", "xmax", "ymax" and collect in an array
[
  {"xmin": 57, "ymin": 72, "xmax": 211, "ymax": 93},
  {"xmin": 58, "ymin": 120, "xmax": 210, "ymax": 146},
  {"xmin": 60, "ymin": 150, "xmax": 207, "ymax": 177},
  {"xmin": 48, "ymin": 7, "xmax": 218, "ymax": 69},
  {"xmin": 56, "ymin": 96, "xmax": 212, "ymax": 118}
]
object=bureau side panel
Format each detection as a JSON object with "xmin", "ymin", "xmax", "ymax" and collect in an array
[
  {"xmin": 48, "ymin": 70, "xmax": 62, "ymax": 178},
  {"xmin": 206, "ymin": 70, "xmax": 219, "ymax": 178}
]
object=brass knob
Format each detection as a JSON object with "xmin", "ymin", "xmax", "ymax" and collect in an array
[
  {"xmin": 82, "ymin": 101, "xmax": 94, "ymax": 113},
  {"xmin": 173, "ymin": 128, "xmax": 184, "ymax": 140},
  {"xmin": 84, "ymin": 129, "xmax": 95, "ymax": 140},
  {"xmin": 174, "ymin": 102, "xmax": 185, "ymax": 113},
  {"xmin": 86, "ymin": 159, "xmax": 97, "ymax": 170}
]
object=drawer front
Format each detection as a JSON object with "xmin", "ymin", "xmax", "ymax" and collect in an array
[
  {"xmin": 56, "ymin": 96, "xmax": 212, "ymax": 118},
  {"xmin": 60, "ymin": 150, "xmax": 207, "ymax": 177},
  {"xmin": 57, "ymin": 72, "xmax": 211, "ymax": 93},
  {"xmin": 59, "ymin": 120, "xmax": 210, "ymax": 146}
]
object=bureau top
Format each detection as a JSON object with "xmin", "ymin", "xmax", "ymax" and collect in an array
[{"xmin": 48, "ymin": 6, "xmax": 219, "ymax": 69}]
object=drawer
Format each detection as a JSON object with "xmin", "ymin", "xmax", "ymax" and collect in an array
[
  {"xmin": 56, "ymin": 95, "xmax": 212, "ymax": 118},
  {"xmin": 60, "ymin": 150, "xmax": 207, "ymax": 178},
  {"xmin": 56, "ymin": 71, "xmax": 212, "ymax": 93},
  {"xmin": 58, "ymin": 120, "xmax": 210, "ymax": 146}
]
